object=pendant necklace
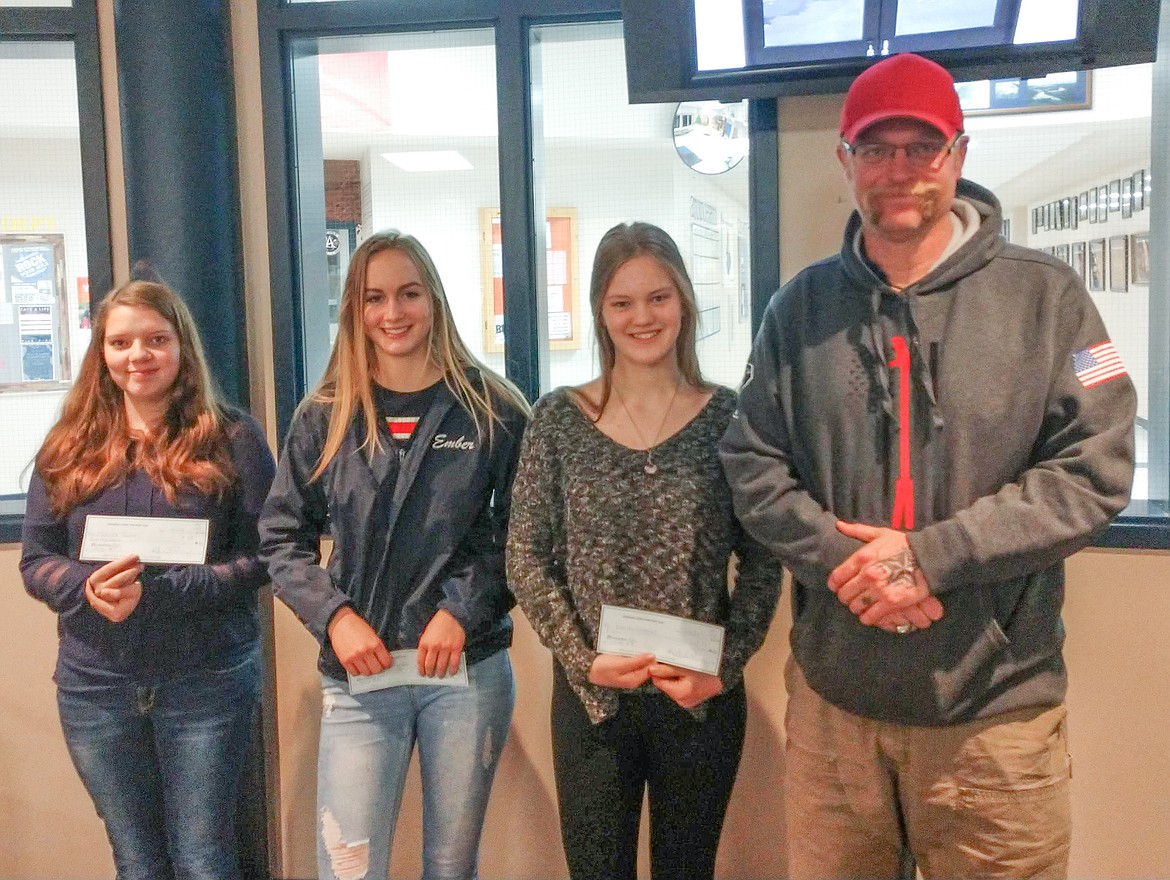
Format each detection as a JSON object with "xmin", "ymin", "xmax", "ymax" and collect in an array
[{"xmin": 614, "ymin": 380, "xmax": 682, "ymax": 475}]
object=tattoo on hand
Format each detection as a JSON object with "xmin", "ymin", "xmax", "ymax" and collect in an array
[{"xmin": 874, "ymin": 548, "xmax": 918, "ymax": 585}]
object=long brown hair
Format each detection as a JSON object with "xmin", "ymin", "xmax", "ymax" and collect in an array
[
  {"xmin": 35, "ymin": 280, "xmax": 235, "ymax": 515},
  {"xmin": 306, "ymin": 230, "xmax": 530, "ymax": 481},
  {"xmin": 587, "ymin": 222, "xmax": 708, "ymax": 417}
]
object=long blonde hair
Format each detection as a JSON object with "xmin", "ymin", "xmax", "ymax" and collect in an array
[
  {"xmin": 587, "ymin": 222, "xmax": 707, "ymax": 417},
  {"xmin": 307, "ymin": 230, "xmax": 529, "ymax": 480},
  {"xmin": 35, "ymin": 280, "xmax": 234, "ymax": 515}
]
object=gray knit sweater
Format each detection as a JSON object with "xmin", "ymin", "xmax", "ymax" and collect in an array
[{"xmin": 507, "ymin": 385, "xmax": 783, "ymax": 723}]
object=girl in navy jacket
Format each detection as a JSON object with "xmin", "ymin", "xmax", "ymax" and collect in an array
[
  {"xmin": 260, "ymin": 230, "xmax": 529, "ymax": 880},
  {"xmin": 21, "ymin": 280, "xmax": 275, "ymax": 879}
]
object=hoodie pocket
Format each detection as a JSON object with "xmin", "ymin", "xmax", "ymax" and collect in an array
[{"xmin": 931, "ymin": 616, "xmax": 1011, "ymax": 719}]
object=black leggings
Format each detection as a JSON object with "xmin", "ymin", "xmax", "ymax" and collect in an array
[{"xmin": 551, "ymin": 662, "xmax": 747, "ymax": 880}]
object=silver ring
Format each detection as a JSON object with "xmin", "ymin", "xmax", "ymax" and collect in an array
[{"xmin": 895, "ymin": 623, "xmax": 915, "ymax": 634}]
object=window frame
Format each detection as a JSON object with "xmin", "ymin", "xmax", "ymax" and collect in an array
[{"xmin": 0, "ymin": 2, "xmax": 114, "ymax": 544}]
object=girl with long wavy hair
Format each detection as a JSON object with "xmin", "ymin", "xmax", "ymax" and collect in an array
[
  {"xmin": 507, "ymin": 222, "xmax": 783, "ymax": 880},
  {"xmin": 260, "ymin": 230, "xmax": 529, "ymax": 880},
  {"xmin": 21, "ymin": 280, "xmax": 275, "ymax": 879}
]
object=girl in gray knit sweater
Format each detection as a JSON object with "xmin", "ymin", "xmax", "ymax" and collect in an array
[{"xmin": 507, "ymin": 222, "xmax": 782, "ymax": 880}]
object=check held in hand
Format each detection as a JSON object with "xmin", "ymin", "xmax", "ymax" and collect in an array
[
  {"xmin": 596, "ymin": 605, "xmax": 725, "ymax": 676},
  {"xmin": 348, "ymin": 650, "xmax": 470, "ymax": 694},
  {"xmin": 80, "ymin": 514, "xmax": 210, "ymax": 565}
]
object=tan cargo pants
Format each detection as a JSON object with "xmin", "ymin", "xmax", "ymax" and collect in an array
[{"xmin": 784, "ymin": 658, "xmax": 1071, "ymax": 880}]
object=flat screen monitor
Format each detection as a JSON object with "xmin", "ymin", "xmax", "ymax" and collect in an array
[{"xmin": 623, "ymin": 0, "xmax": 1160, "ymax": 103}]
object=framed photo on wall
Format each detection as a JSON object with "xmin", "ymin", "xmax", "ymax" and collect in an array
[
  {"xmin": 959, "ymin": 71, "xmax": 1092, "ymax": 117},
  {"xmin": 1109, "ymin": 235, "xmax": 1129, "ymax": 292},
  {"xmin": 1055, "ymin": 243, "xmax": 1070, "ymax": 264},
  {"xmin": 1078, "ymin": 191, "xmax": 1090, "ymax": 222},
  {"xmin": 1121, "ymin": 177, "xmax": 1134, "ymax": 218},
  {"xmin": 1087, "ymin": 238, "xmax": 1106, "ymax": 292},
  {"xmin": 1071, "ymin": 240, "xmax": 1087, "ymax": 281},
  {"xmin": 1132, "ymin": 170, "xmax": 1146, "ymax": 211},
  {"xmin": 1131, "ymin": 231, "xmax": 1150, "ymax": 286},
  {"xmin": 1108, "ymin": 179, "xmax": 1122, "ymax": 213}
]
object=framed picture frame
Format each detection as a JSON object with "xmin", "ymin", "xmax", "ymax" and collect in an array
[
  {"xmin": 1061, "ymin": 197, "xmax": 1073, "ymax": 230},
  {"xmin": 1109, "ymin": 235, "xmax": 1129, "ymax": 292},
  {"xmin": 1000, "ymin": 218, "xmax": 1011, "ymax": 242},
  {"xmin": 1071, "ymin": 240, "xmax": 1087, "ymax": 281},
  {"xmin": 1131, "ymin": 231, "xmax": 1150, "ymax": 286},
  {"xmin": 479, "ymin": 206, "xmax": 580, "ymax": 353},
  {"xmin": 1055, "ymin": 243, "xmax": 1070, "ymax": 264},
  {"xmin": 1087, "ymin": 238, "xmax": 1106, "ymax": 292},
  {"xmin": 1100, "ymin": 183, "xmax": 1111, "ymax": 220},
  {"xmin": 1108, "ymin": 179, "xmax": 1122, "ymax": 213},
  {"xmin": 1121, "ymin": 177, "xmax": 1133, "ymax": 218},
  {"xmin": 1032, "ymin": 207, "xmax": 1041, "ymax": 235},
  {"xmin": 1088, "ymin": 187, "xmax": 1100, "ymax": 223},
  {"xmin": 960, "ymin": 71, "xmax": 1092, "ymax": 117},
  {"xmin": 1078, "ymin": 191, "xmax": 1090, "ymax": 222},
  {"xmin": 1131, "ymin": 170, "xmax": 1145, "ymax": 211}
]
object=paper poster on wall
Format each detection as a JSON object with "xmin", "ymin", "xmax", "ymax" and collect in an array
[
  {"xmin": 9, "ymin": 245, "xmax": 56, "ymax": 304},
  {"xmin": 549, "ymin": 312, "xmax": 572, "ymax": 339},
  {"xmin": 547, "ymin": 286, "xmax": 565, "ymax": 312},
  {"xmin": 547, "ymin": 249, "xmax": 568, "ymax": 287},
  {"xmin": 0, "ymin": 234, "xmax": 69, "ymax": 386},
  {"xmin": 19, "ymin": 305, "xmax": 54, "ymax": 381}
]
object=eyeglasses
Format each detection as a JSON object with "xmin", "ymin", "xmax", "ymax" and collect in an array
[{"xmin": 841, "ymin": 134, "xmax": 966, "ymax": 169}]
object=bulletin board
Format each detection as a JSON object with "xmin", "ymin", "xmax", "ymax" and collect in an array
[
  {"xmin": 0, "ymin": 233, "xmax": 71, "ymax": 388},
  {"xmin": 480, "ymin": 207, "xmax": 579, "ymax": 353}
]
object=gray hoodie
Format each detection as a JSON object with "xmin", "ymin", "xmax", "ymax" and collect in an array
[{"xmin": 721, "ymin": 179, "xmax": 1136, "ymax": 726}]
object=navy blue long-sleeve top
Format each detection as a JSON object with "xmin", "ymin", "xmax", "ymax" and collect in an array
[
  {"xmin": 20, "ymin": 410, "xmax": 276, "ymax": 688},
  {"xmin": 260, "ymin": 378, "xmax": 527, "ymax": 680}
]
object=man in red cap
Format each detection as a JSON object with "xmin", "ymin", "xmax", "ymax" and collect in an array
[{"xmin": 722, "ymin": 53, "xmax": 1136, "ymax": 878}]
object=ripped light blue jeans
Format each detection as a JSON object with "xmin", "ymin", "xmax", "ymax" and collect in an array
[{"xmin": 316, "ymin": 648, "xmax": 514, "ymax": 880}]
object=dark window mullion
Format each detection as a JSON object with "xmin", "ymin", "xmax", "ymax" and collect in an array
[
  {"xmin": 0, "ymin": 8, "xmax": 73, "ymax": 37},
  {"xmin": 495, "ymin": 11, "xmax": 542, "ymax": 401},
  {"xmin": 73, "ymin": 0, "xmax": 113, "ymax": 305}
]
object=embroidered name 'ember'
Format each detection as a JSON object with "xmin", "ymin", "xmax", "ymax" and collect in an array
[{"xmin": 432, "ymin": 433, "xmax": 476, "ymax": 451}]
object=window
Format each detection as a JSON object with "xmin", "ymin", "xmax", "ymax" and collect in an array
[
  {"xmin": 286, "ymin": 28, "xmax": 503, "ymax": 389},
  {"xmin": 0, "ymin": 3, "xmax": 111, "ymax": 540},
  {"xmin": 529, "ymin": 21, "xmax": 755, "ymax": 391},
  {"xmin": 961, "ymin": 62, "xmax": 1167, "ymax": 521}
]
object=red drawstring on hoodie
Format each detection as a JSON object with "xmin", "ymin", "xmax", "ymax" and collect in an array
[{"xmin": 889, "ymin": 336, "xmax": 914, "ymax": 530}]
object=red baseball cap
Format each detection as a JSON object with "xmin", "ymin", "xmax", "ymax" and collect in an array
[{"xmin": 839, "ymin": 53, "xmax": 964, "ymax": 143}]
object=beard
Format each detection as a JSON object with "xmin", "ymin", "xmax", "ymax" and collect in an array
[{"xmin": 861, "ymin": 182, "xmax": 945, "ymax": 234}]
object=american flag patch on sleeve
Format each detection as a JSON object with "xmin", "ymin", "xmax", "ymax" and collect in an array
[{"xmin": 1072, "ymin": 341, "xmax": 1127, "ymax": 388}]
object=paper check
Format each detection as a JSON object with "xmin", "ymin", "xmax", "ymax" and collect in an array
[
  {"xmin": 596, "ymin": 605, "xmax": 725, "ymax": 676},
  {"xmin": 80, "ymin": 515, "xmax": 210, "ymax": 565},
  {"xmin": 348, "ymin": 650, "xmax": 470, "ymax": 694}
]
